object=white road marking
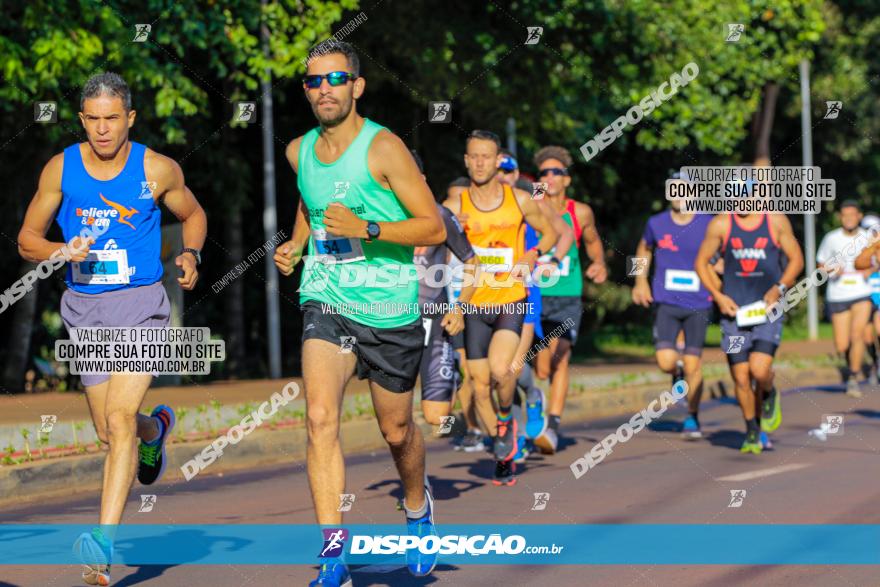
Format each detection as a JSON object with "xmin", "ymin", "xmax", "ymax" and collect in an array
[{"xmin": 717, "ymin": 463, "xmax": 810, "ymax": 482}]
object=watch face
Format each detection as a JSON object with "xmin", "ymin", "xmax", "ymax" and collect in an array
[{"xmin": 368, "ymin": 223, "xmax": 380, "ymax": 237}]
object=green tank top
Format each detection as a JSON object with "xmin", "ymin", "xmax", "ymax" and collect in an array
[
  {"xmin": 536, "ymin": 202, "xmax": 582, "ymax": 297},
  {"xmin": 297, "ymin": 118, "xmax": 418, "ymax": 328}
]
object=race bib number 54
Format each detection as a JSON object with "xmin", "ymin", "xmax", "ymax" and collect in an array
[
  {"xmin": 312, "ymin": 228, "xmax": 365, "ymax": 264},
  {"xmin": 71, "ymin": 249, "xmax": 130, "ymax": 285}
]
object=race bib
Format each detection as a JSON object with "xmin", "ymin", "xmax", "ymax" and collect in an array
[
  {"xmin": 312, "ymin": 228, "xmax": 365, "ymax": 264},
  {"xmin": 472, "ymin": 245, "xmax": 514, "ymax": 273},
  {"xmin": 422, "ymin": 318, "xmax": 432, "ymax": 347},
  {"xmin": 736, "ymin": 300, "xmax": 767, "ymax": 327},
  {"xmin": 71, "ymin": 249, "xmax": 130, "ymax": 285},
  {"xmin": 537, "ymin": 253, "xmax": 571, "ymax": 277},
  {"xmin": 839, "ymin": 273, "xmax": 865, "ymax": 289},
  {"xmin": 665, "ymin": 269, "xmax": 700, "ymax": 292}
]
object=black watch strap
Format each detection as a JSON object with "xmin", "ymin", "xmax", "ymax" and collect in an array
[{"xmin": 182, "ymin": 248, "xmax": 201, "ymax": 265}]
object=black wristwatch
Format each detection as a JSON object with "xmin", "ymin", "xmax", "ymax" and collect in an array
[
  {"xmin": 550, "ymin": 255, "xmax": 562, "ymax": 266},
  {"xmin": 181, "ymin": 248, "xmax": 201, "ymax": 265},
  {"xmin": 366, "ymin": 221, "xmax": 381, "ymax": 242}
]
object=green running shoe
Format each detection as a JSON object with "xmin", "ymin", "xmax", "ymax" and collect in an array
[{"xmin": 760, "ymin": 388, "xmax": 781, "ymax": 432}]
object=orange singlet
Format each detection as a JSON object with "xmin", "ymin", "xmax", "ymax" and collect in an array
[{"xmin": 460, "ymin": 183, "xmax": 527, "ymax": 306}]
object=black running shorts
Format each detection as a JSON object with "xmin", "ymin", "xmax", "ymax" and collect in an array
[
  {"xmin": 464, "ymin": 299, "xmax": 528, "ymax": 360},
  {"xmin": 652, "ymin": 303, "xmax": 711, "ymax": 356},
  {"xmin": 300, "ymin": 301, "xmax": 424, "ymax": 392}
]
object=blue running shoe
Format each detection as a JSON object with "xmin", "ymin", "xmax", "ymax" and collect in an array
[
  {"xmin": 405, "ymin": 485, "xmax": 438, "ymax": 577},
  {"xmin": 681, "ymin": 414, "xmax": 702, "ymax": 440},
  {"xmin": 73, "ymin": 527, "xmax": 113, "ymax": 586},
  {"xmin": 513, "ymin": 435, "xmax": 531, "ymax": 464},
  {"xmin": 309, "ymin": 558, "xmax": 352, "ymax": 587},
  {"xmin": 525, "ymin": 387, "xmax": 547, "ymax": 439},
  {"xmin": 759, "ymin": 431, "xmax": 774, "ymax": 451}
]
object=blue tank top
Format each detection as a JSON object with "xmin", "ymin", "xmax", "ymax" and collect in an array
[
  {"xmin": 59, "ymin": 142, "xmax": 163, "ymax": 293},
  {"xmin": 721, "ymin": 214, "xmax": 783, "ymax": 306}
]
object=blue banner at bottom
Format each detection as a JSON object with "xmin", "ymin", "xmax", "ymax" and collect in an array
[{"xmin": 1, "ymin": 524, "xmax": 877, "ymax": 565}]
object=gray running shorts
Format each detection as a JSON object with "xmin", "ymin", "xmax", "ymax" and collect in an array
[{"xmin": 60, "ymin": 282, "xmax": 171, "ymax": 387}]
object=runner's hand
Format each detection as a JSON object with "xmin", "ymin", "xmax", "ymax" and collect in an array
[
  {"xmin": 441, "ymin": 308, "xmax": 464, "ymax": 336},
  {"xmin": 324, "ymin": 203, "xmax": 367, "ymax": 238},
  {"xmin": 176, "ymin": 253, "xmax": 199, "ymax": 290},
  {"xmin": 631, "ymin": 281, "xmax": 653, "ymax": 307},
  {"xmin": 65, "ymin": 235, "xmax": 94, "ymax": 263},
  {"xmin": 716, "ymin": 293, "xmax": 739, "ymax": 317},
  {"xmin": 763, "ymin": 286, "xmax": 781, "ymax": 306},
  {"xmin": 585, "ymin": 261, "xmax": 607, "ymax": 284},
  {"xmin": 274, "ymin": 240, "xmax": 303, "ymax": 276}
]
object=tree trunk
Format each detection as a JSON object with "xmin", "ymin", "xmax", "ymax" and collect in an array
[
  {"xmin": 2, "ymin": 262, "xmax": 39, "ymax": 392},
  {"xmin": 753, "ymin": 82, "xmax": 780, "ymax": 165},
  {"xmin": 224, "ymin": 212, "xmax": 246, "ymax": 378}
]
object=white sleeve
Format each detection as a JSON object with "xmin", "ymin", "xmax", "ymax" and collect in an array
[{"xmin": 816, "ymin": 234, "xmax": 832, "ymax": 265}]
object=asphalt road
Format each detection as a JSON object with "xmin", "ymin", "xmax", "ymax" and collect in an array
[{"xmin": 2, "ymin": 375, "xmax": 878, "ymax": 587}]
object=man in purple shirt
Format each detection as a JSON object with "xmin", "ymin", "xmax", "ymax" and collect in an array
[{"xmin": 632, "ymin": 172, "xmax": 714, "ymax": 439}]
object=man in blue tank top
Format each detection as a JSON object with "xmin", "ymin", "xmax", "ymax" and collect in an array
[
  {"xmin": 633, "ymin": 171, "xmax": 714, "ymax": 440},
  {"xmin": 696, "ymin": 205, "xmax": 804, "ymax": 454},
  {"xmin": 16, "ymin": 72, "xmax": 207, "ymax": 585}
]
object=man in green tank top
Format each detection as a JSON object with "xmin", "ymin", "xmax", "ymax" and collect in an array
[
  {"xmin": 532, "ymin": 145, "xmax": 608, "ymax": 455},
  {"xmin": 273, "ymin": 41, "xmax": 446, "ymax": 585}
]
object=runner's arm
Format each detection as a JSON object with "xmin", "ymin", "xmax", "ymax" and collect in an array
[
  {"xmin": 854, "ymin": 242, "xmax": 879, "ymax": 270},
  {"xmin": 149, "ymin": 152, "xmax": 206, "ymax": 290},
  {"xmin": 515, "ymin": 191, "xmax": 558, "ymax": 267},
  {"xmin": 17, "ymin": 154, "xmax": 86, "ymax": 262},
  {"xmin": 272, "ymin": 137, "xmax": 311, "ymax": 276},
  {"xmin": 770, "ymin": 214, "xmax": 804, "ymax": 289},
  {"xmin": 577, "ymin": 203, "xmax": 607, "ymax": 284},
  {"xmin": 694, "ymin": 215, "xmax": 726, "ymax": 299},
  {"xmin": 440, "ymin": 207, "xmax": 477, "ymax": 306},
  {"xmin": 632, "ymin": 239, "xmax": 653, "ymax": 306},
  {"xmin": 339, "ymin": 130, "xmax": 444, "ymax": 246}
]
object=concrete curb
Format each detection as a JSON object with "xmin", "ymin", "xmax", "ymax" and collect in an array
[{"xmin": 0, "ymin": 363, "xmax": 842, "ymax": 509}]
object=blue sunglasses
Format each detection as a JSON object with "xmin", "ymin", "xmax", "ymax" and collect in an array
[{"xmin": 303, "ymin": 71, "xmax": 358, "ymax": 89}]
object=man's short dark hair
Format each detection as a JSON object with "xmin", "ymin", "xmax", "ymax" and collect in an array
[
  {"xmin": 840, "ymin": 199, "xmax": 861, "ymax": 212},
  {"xmin": 466, "ymin": 129, "xmax": 501, "ymax": 152},
  {"xmin": 81, "ymin": 72, "xmax": 131, "ymax": 111},
  {"xmin": 306, "ymin": 40, "xmax": 360, "ymax": 77},
  {"xmin": 534, "ymin": 145, "xmax": 573, "ymax": 169}
]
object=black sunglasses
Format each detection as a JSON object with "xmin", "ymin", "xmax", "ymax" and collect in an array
[
  {"xmin": 303, "ymin": 71, "xmax": 358, "ymax": 89},
  {"xmin": 538, "ymin": 167, "xmax": 568, "ymax": 177}
]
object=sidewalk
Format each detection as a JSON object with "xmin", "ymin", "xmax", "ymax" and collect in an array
[
  {"xmin": 0, "ymin": 339, "xmax": 836, "ymax": 426},
  {"xmin": 0, "ymin": 339, "xmax": 842, "ymax": 508}
]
